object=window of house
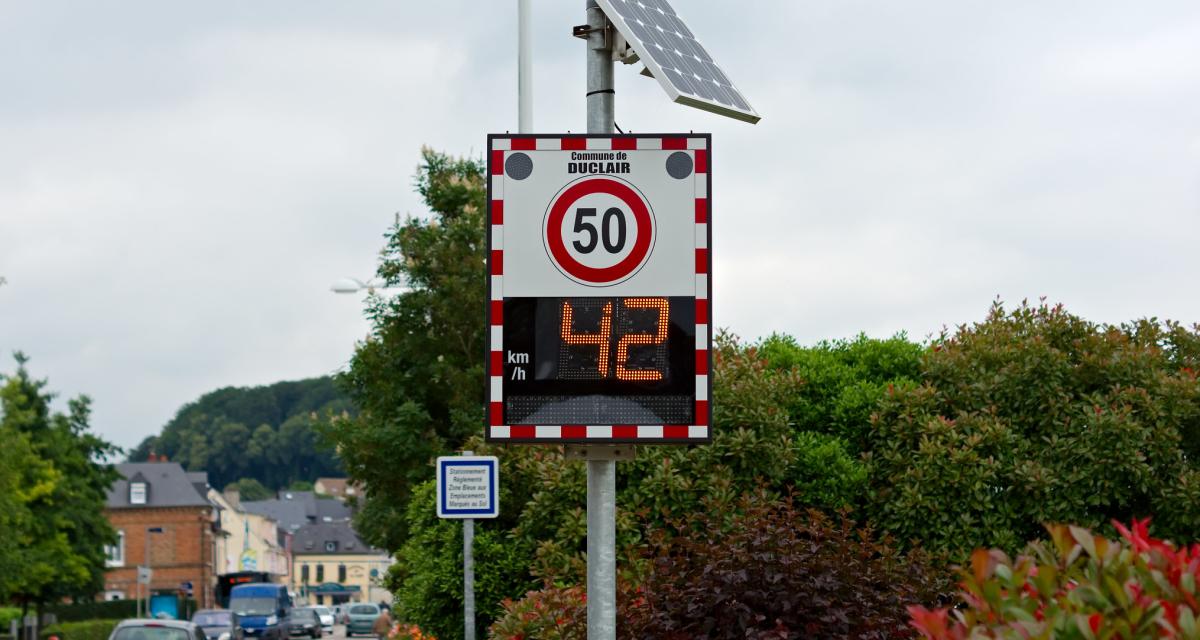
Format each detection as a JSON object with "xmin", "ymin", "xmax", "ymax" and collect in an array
[
  {"xmin": 337, "ymin": 565, "xmax": 346, "ymax": 583},
  {"xmin": 301, "ymin": 565, "xmax": 310, "ymax": 583},
  {"xmin": 130, "ymin": 482, "xmax": 147, "ymax": 505},
  {"xmin": 105, "ymin": 530, "xmax": 125, "ymax": 567},
  {"xmin": 325, "ymin": 541, "xmax": 337, "ymax": 552},
  {"xmin": 316, "ymin": 564, "xmax": 324, "ymax": 582}
]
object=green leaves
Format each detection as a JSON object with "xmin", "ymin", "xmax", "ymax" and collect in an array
[
  {"xmin": 131, "ymin": 376, "xmax": 348, "ymax": 491},
  {"xmin": 0, "ymin": 353, "xmax": 120, "ymax": 604},
  {"xmin": 329, "ymin": 149, "xmax": 488, "ymax": 547},
  {"xmin": 868, "ymin": 301, "xmax": 1200, "ymax": 558}
]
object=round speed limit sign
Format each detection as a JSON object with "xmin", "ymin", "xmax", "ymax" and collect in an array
[{"xmin": 543, "ymin": 176, "xmax": 656, "ymax": 286}]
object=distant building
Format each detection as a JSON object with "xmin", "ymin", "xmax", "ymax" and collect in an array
[
  {"xmin": 207, "ymin": 488, "xmax": 292, "ymax": 607},
  {"xmin": 289, "ymin": 521, "xmax": 392, "ymax": 606},
  {"xmin": 242, "ymin": 490, "xmax": 353, "ymax": 533},
  {"xmin": 314, "ymin": 478, "xmax": 363, "ymax": 502},
  {"xmin": 102, "ymin": 462, "xmax": 218, "ymax": 609}
]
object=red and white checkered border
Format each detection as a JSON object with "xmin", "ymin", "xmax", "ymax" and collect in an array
[{"xmin": 486, "ymin": 134, "xmax": 712, "ymax": 444}]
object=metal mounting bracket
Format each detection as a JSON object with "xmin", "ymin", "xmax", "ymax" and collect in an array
[
  {"xmin": 564, "ymin": 444, "xmax": 636, "ymax": 461},
  {"xmin": 573, "ymin": 9, "xmax": 611, "ymax": 50}
]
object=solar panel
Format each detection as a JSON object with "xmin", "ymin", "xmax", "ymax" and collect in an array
[{"xmin": 596, "ymin": 0, "xmax": 760, "ymax": 124}]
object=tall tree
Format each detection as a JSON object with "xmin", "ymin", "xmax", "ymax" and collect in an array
[
  {"xmin": 325, "ymin": 148, "xmax": 486, "ymax": 550},
  {"xmin": 0, "ymin": 353, "xmax": 119, "ymax": 620},
  {"xmin": 131, "ymin": 376, "xmax": 348, "ymax": 489},
  {"xmin": 0, "ymin": 423, "xmax": 55, "ymax": 602}
]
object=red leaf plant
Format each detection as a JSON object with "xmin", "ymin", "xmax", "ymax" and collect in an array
[{"xmin": 910, "ymin": 519, "xmax": 1200, "ymax": 639}]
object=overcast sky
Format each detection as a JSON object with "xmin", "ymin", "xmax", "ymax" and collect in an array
[{"xmin": 2, "ymin": 1, "xmax": 1199, "ymax": 452}]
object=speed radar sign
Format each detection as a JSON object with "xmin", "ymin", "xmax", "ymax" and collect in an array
[{"xmin": 486, "ymin": 134, "xmax": 711, "ymax": 444}]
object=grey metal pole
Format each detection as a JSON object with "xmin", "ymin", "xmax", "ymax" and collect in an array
[
  {"xmin": 463, "ymin": 519, "xmax": 475, "ymax": 640},
  {"xmin": 462, "ymin": 451, "xmax": 475, "ymax": 640},
  {"xmin": 144, "ymin": 529, "xmax": 151, "ymax": 618},
  {"xmin": 585, "ymin": 5, "xmax": 617, "ymax": 639},
  {"xmin": 586, "ymin": 459, "xmax": 617, "ymax": 639},
  {"xmin": 586, "ymin": 0, "xmax": 614, "ymax": 135},
  {"xmin": 518, "ymin": 0, "xmax": 532, "ymax": 133}
]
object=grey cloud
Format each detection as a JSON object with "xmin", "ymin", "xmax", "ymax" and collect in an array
[{"xmin": 2, "ymin": 1, "xmax": 1199, "ymax": 449}]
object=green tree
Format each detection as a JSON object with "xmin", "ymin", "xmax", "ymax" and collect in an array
[
  {"xmin": 867, "ymin": 301, "xmax": 1200, "ymax": 557},
  {"xmin": 227, "ymin": 478, "xmax": 273, "ymax": 501},
  {"xmin": 0, "ymin": 424, "xmax": 56, "ymax": 602},
  {"xmin": 130, "ymin": 377, "xmax": 347, "ymax": 490},
  {"xmin": 0, "ymin": 353, "xmax": 119, "ymax": 622},
  {"xmin": 326, "ymin": 148, "xmax": 488, "ymax": 550}
]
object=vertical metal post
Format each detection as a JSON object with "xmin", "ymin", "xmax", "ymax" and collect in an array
[
  {"xmin": 517, "ymin": 0, "xmax": 532, "ymax": 133},
  {"xmin": 586, "ymin": 458, "xmax": 617, "ymax": 639},
  {"xmin": 144, "ymin": 529, "xmax": 151, "ymax": 618},
  {"xmin": 462, "ymin": 451, "xmax": 476, "ymax": 640},
  {"xmin": 585, "ymin": 5, "xmax": 617, "ymax": 639},
  {"xmin": 586, "ymin": 1, "xmax": 614, "ymax": 135}
]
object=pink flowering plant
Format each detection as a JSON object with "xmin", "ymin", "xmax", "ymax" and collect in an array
[{"xmin": 910, "ymin": 519, "xmax": 1200, "ymax": 639}]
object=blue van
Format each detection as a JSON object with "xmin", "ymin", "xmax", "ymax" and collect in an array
[{"xmin": 229, "ymin": 583, "xmax": 291, "ymax": 640}]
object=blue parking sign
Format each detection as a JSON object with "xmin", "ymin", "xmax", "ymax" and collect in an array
[{"xmin": 436, "ymin": 456, "xmax": 500, "ymax": 519}]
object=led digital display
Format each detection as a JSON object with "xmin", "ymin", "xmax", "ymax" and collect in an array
[{"xmin": 502, "ymin": 296, "xmax": 695, "ymax": 425}]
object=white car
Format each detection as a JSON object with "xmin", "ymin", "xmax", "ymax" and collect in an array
[{"xmin": 312, "ymin": 607, "xmax": 334, "ymax": 635}]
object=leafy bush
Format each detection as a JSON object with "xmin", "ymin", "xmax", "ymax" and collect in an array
[
  {"xmin": 0, "ymin": 608, "xmax": 21, "ymax": 629},
  {"xmin": 389, "ymin": 481, "xmax": 538, "ymax": 640},
  {"xmin": 910, "ymin": 518, "xmax": 1200, "ymax": 639},
  {"xmin": 869, "ymin": 301, "xmax": 1200, "ymax": 557},
  {"xmin": 757, "ymin": 332, "xmax": 923, "ymax": 451},
  {"xmin": 625, "ymin": 492, "xmax": 950, "ymax": 639},
  {"xmin": 38, "ymin": 619, "xmax": 119, "ymax": 640},
  {"xmin": 46, "ymin": 600, "xmax": 136, "ymax": 623},
  {"xmin": 489, "ymin": 584, "xmax": 587, "ymax": 640},
  {"xmin": 388, "ymin": 623, "xmax": 437, "ymax": 640}
]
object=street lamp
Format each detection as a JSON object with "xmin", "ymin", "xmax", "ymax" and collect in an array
[
  {"xmin": 140, "ymin": 527, "xmax": 164, "ymax": 618},
  {"xmin": 329, "ymin": 277, "xmax": 406, "ymax": 295}
]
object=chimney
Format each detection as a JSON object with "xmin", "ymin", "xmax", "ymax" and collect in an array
[{"xmin": 224, "ymin": 487, "xmax": 241, "ymax": 509}]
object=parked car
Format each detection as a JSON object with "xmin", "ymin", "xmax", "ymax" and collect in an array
[
  {"xmin": 285, "ymin": 608, "xmax": 321, "ymax": 639},
  {"xmin": 310, "ymin": 607, "xmax": 334, "ymax": 635},
  {"xmin": 229, "ymin": 583, "xmax": 291, "ymax": 640},
  {"xmin": 191, "ymin": 610, "xmax": 233, "ymax": 640},
  {"xmin": 344, "ymin": 604, "xmax": 380, "ymax": 637},
  {"xmin": 108, "ymin": 620, "xmax": 206, "ymax": 640}
]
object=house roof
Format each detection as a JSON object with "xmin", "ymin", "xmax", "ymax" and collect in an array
[
  {"xmin": 292, "ymin": 521, "xmax": 383, "ymax": 556},
  {"xmin": 187, "ymin": 472, "xmax": 210, "ymax": 500},
  {"xmin": 242, "ymin": 499, "xmax": 309, "ymax": 532},
  {"xmin": 243, "ymin": 492, "xmax": 352, "ymax": 531},
  {"xmin": 107, "ymin": 462, "xmax": 212, "ymax": 509}
]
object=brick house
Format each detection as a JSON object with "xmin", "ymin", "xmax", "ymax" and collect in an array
[{"xmin": 102, "ymin": 462, "xmax": 219, "ymax": 609}]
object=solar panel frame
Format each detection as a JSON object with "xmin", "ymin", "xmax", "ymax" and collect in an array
[{"xmin": 596, "ymin": 0, "xmax": 760, "ymax": 124}]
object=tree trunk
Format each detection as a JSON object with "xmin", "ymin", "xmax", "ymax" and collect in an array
[{"xmin": 19, "ymin": 600, "xmax": 28, "ymax": 640}]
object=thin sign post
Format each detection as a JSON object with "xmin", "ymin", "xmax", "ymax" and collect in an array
[{"xmin": 436, "ymin": 453, "xmax": 499, "ymax": 640}]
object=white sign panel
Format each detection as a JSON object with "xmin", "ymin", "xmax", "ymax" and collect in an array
[{"xmin": 436, "ymin": 456, "xmax": 500, "ymax": 519}]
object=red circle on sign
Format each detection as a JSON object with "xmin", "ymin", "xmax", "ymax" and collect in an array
[{"xmin": 545, "ymin": 177, "xmax": 654, "ymax": 285}]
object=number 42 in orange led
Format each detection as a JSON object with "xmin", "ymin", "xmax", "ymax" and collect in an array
[{"xmin": 560, "ymin": 297, "xmax": 669, "ymax": 380}]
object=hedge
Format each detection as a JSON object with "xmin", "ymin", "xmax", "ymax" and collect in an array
[
  {"xmin": 45, "ymin": 602, "xmax": 135, "ymax": 624},
  {"xmin": 46, "ymin": 600, "xmax": 196, "ymax": 624},
  {"xmin": 38, "ymin": 620, "xmax": 120, "ymax": 640}
]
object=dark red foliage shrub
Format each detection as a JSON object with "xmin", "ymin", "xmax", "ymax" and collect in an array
[{"xmin": 622, "ymin": 492, "xmax": 953, "ymax": 639}]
